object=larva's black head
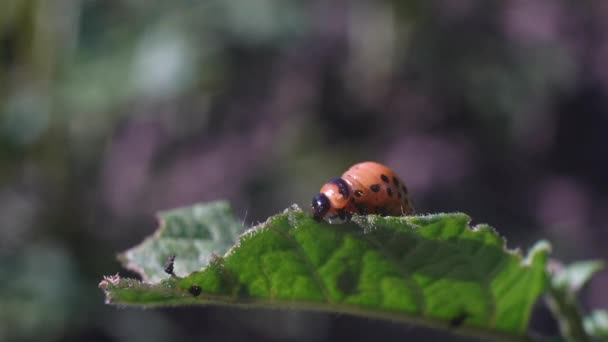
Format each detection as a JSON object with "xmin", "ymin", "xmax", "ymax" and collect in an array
[{"xmin": 312, "ymin": 193, "xmax": 330, "ymax": 222}]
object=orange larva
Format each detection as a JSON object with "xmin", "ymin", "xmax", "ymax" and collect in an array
[{"xmin": 312, "ymin": 161, "xmax": 414, "ymax": 223}]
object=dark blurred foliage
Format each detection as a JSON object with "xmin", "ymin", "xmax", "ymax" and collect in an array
[{"xmin": 0, "ymin": 0, "xmax": 607, "ymax": 341}]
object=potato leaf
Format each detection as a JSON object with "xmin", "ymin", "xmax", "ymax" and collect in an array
[{"xmin": 101, "ymin": 204, "xmax": 550, "ymax": 340}]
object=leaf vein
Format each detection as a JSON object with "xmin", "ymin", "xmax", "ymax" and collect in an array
[
  {"xmin": 362, "ymin": 232, "xmax": 426, "ymax": 315},
  {"xmin": 268, "ymin": 226, "xmax": 335, "ymax": 304}
]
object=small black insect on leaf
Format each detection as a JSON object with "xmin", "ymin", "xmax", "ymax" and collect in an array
[
  {"xmin": 164, "ymin": 255, "xmax": 176, "ymax": 275},
  {"xmin": 188, "ymin": 285, "xmax": 202, "ymax": 297},
  {"xmin": 449, "ymin": 311, "xmax": 471, "ymax": 328}
]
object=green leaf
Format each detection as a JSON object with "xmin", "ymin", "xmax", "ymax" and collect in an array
[
  {"xmin": 101, "ymin": 204, "xmax": 550, "ymax": 340},
  {"xmin": 584, "ymin": 310, "xmax": 608, "ymax": 339},
  {"xmin": 118, "ymin": 200, "xmax": 245, "ymax": 283}
]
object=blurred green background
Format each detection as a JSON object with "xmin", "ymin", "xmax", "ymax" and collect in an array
[{"xmin": 1, "ymin": 0, "xmax": 607, "ymax": 341}]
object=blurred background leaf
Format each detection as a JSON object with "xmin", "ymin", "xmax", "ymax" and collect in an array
[
  {"xmin": 584, "ymin": 310, "xmax": 608, "ymax": 339},
  {"xmin": 1, "ymin": 0, "xmax": 607, "ymax": 341},
  {"xmin": 545, "ymin": 260, "xmax": 605, "ymax": 341}
]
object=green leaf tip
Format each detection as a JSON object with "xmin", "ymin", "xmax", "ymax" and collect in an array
[
  {"xmin": 102, "ymin": 202, "xmax": 552, "ymax": 340},
  {"xmin": 524, "ymin": 240, "xmax": 551, "ymax": 266}
]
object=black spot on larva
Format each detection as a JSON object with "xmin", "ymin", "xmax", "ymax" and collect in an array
[
  {"xmin": 354, "ymin": 190, "xmax": 363, "ymax": 197},
  {"xmin": 393, "ymin": 177, "xmax": 399, "ymax": 186},
  {"xmin": 387, "ymin": 188, "xmax": 393, "ymax": 197},
  {"xmin": 370, "ymin": 184, "xmax": 381, "ymax": 192},
  {"xmin": 189, "ymin": 285, "xmax": 202, "ymax": 297},
  {"xmin": 401, "ymin": 185, "xmax": 408, "ymax": 194},
  {"xmin": 380, "ymin": 174, "xmax": 389, "ymax": 183},
  {"xmin": 330, "ymin": 178, "xmax": 350, "ymax": 198},
  {"xmin": 356, "ymin": 203, "xmax": 368, "ymax": 215},
  {"xmin": 397, "ymin": 192, "xmax": 402, "ymax": 199},
  {"xmin": 376, "ymin": 206, "xmax": 388, "ymax": 216}
]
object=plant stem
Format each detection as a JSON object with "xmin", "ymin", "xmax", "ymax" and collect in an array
[{"xmin": 544, "ymin": 285, "xmax": 590, "ymax": 342}]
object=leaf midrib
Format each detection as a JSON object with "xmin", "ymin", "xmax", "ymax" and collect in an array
[{"xmin": 267, "ymin": 225, "xmax": 335, "ymax": 304}]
